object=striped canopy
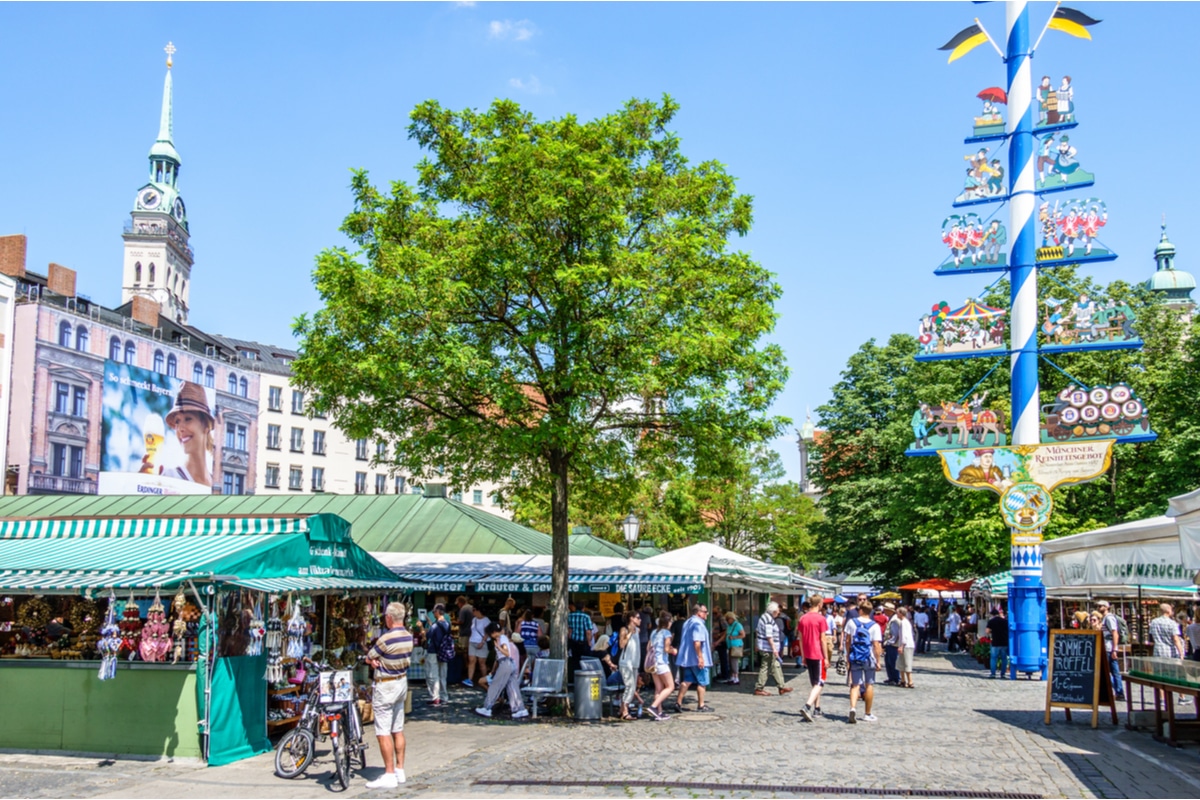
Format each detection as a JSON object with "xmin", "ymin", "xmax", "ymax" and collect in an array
[{"xmin": 0, "ymin": 513, "xmax": 414, "ymax": 594}]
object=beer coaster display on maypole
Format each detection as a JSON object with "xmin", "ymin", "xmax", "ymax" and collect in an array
[{"xmin": 910, "ymin": 2, "xmax": 1156, "ymax": 679}]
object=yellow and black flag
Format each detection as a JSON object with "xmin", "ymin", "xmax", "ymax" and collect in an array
[
  {"xmin": 1048, "ymin": 6, "xmax": 1101, "ymax": 40},
  {"xmin": 939, "ymin": 23, "xmax": 988, "ymax": 63}
]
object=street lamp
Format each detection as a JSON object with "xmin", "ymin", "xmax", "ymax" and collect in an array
[{"xmin": 621, "ymin": 512, "xmax": 640, "ymax": 559}]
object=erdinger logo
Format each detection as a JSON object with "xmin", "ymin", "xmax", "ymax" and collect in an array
[{"xmin": 136, "ymin": 484, "xmax": 164, "ymax": 495}]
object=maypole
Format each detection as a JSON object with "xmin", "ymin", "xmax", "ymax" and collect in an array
[
  {"xmin": 915, "ymin": 2, "xmax": 1150, "ymax": 682},
  {"xmin": 1003, "ymin": 0, "xmax": 1047, "ymax": 680}
]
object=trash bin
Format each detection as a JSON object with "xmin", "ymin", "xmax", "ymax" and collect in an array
[{"xmin": 573, "ymin": 670, "xmax": 602, "ymax": 721}]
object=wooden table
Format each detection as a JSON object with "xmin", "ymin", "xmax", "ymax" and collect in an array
[{"xmin": 1124, "ymin": 673, "xmax": 1200, "ymax": 748}]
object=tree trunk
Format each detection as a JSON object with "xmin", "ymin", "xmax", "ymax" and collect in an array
[{"xmin": 548, "ymin": 448, "xmax": 571, "ymax": 661}]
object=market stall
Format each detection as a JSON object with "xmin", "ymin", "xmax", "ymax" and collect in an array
[{"xmin": 0, "ymin": 511, "xmax": 413, "ymax": 765}]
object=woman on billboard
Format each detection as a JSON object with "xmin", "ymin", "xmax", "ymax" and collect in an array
[{"xmin": 161, "ymin": 381, "xmax": 215, "ymax": 487}]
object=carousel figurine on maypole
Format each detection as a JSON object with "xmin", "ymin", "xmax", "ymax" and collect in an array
[{"xmin": 912, "ymin": 2, "xmax": 1149, "ymax": 681}]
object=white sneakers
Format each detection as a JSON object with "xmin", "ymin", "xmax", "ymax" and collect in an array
[
  {"xmin": 512, "ymin": 708, "xmax": 529, "ymax": 719},
  {"xmin": 862, "ymin": 713, "xmax": 878, "ymax": 722},
  {"xmin": 365, "ymin": 770, "xmax": 405, "ymax": 789},
  {"xmin": 474, "ymin": 707, "xmax": 492, "ymax": 717}
]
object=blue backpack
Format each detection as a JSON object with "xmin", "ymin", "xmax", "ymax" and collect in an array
[
  {"xmin": 609, "ymin": 631, "xmax": 621, "ymax": 659},
  {"xmin": 849, "ymin": 618, "xmax": 876, "ymax": 665}
]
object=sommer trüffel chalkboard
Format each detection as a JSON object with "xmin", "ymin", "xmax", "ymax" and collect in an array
[{"xmin": 1045, "ymin": 629, "xmax": 1108, "ymax": 728}]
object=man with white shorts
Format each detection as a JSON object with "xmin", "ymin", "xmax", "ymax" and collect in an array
[{"xmin": 365, "ymin": 602, "xmax": 413, "ymax": 789}]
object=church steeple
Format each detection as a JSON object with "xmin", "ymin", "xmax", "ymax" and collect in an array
[
  {"xmin": 1145, "ymin": 217, "xmax": 1195, "ymax": 314},
  {"xmin": 123, "ymin": 42, "xmax": 194, "ymax": 326}
]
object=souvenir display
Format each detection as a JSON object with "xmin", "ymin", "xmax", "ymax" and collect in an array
[
  {"xmin": 138, "ymin": 592, "xmax": 172, "ymax": 663},
  {"xmin": 98, "ymin": 595, "xmax": 121, "ymax": 680},
  {"xmin": 285, "ymin": 600, "xmax": 307, "ymax": 660},
  {"xmin": 118, "ymin": 593, "xmax": 143, "ymax": 657},
  {"xmin": 171, "ymin": 589, "xmax": 189, "ymax": 663},
  {"xmin": 266, "ymin": 600, "xmax": 284, "ymax": 683},
  {"xmin": 246, "ymin": 597, "xmax": 265, "ymax": 657}
]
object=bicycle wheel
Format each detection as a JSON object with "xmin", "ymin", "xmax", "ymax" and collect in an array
[
  {"xmin": 274, "ymin": 727, "xmax": 315, "ymax": 779},
  {"xmin": 349, "ymin": 705, "xmax": 367, "ymax": 770},
  {"xmin": 332, "ymin": 725, "xmax": 350, "ymax": 792}
]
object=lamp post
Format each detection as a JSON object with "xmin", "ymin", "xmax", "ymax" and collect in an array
[{"xmin": 621, "ymin": 512, "xmax": 640, "ymax": 560}]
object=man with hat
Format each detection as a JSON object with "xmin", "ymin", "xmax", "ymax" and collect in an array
[{"xmin": 958, "ymin": 449, "xmax": 1004, "ymax": 488}]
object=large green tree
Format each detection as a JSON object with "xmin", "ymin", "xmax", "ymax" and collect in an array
[{"xmin": 292, "ymin": 96, "xmax": 788, "ymax": 658}]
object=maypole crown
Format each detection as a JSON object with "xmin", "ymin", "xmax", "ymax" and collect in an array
[{"xmin": 165, "ymin": 41, "xmax": 176, "ymax": 69}]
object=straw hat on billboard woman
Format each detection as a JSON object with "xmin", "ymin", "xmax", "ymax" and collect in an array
[{"xmin": 162, "ymin": 381, "xmax": 215, "ymax": 487}]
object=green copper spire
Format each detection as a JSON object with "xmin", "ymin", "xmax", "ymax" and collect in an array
[{"xmin": 148, "ymin": 42, "xmax": 181, "ymax": 166}]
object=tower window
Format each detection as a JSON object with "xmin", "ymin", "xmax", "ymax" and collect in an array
[
  {"xmin": 75, "ymin": 325, "xmax": 89, "ymax": 353},
  {"xmin": 166, "ymin": 267, "xmax": 171, "ymax": 286},
  {"xmin": 193, "ymin": 361, "xmax": 203, "ymax": 383},
  {"xmin": 204, "ymin": 366, "xmax": 215, "ymax": 389},
  {"xmin": 109, "ymin": 337, "xmax": 121, "ymax": 361},
  {"xmin": 58, "ymin": 320, "xmax": 72, "ymax": 348},
  {"xmin": 148, "ymin": 263, "xmax": 156, "ymax": 285},
  {"xmin": 166, "ymin": 353, "xmax": 177, "ymax": 377},
  {"xmin": 124, "ymin": 341, "xmax": 136, "ymax": 365},
  {"xmin": 135, "ymin": 262, "xmax": 142, "ymax": 284},
  {"xmin": 153, "ymin": 350, "xmax": 165, "ymax": 374}
]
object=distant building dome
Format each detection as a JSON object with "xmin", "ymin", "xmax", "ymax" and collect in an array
[{"xmin": 1145, "ymin": 224, "xmax": 1195, "ymax": 304}]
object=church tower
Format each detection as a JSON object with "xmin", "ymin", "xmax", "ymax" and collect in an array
[
  {"xmin": 1144, "ymin": 221, "xmax": 1196, "ymax": 322},
  {"xmin": 122, "ymin": 43, "xmax": 193, "ymax": 324}
]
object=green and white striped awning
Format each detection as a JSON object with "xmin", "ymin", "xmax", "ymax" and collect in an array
[
  {"xmin": 708, "ymin": 557, "xmax": 796, "ymax": 593},
  {"xmin": 0, "ymin": 513, "xmax": 408, "ymax": 594},
  {"xmin": 0, "ymin": 516, "xmax": 307, "ymax": 540},
  {"xmin": 976, "ymin": 571, "xmax": 1012, "ymax": 597}
]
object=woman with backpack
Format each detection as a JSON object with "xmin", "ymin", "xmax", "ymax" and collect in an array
[
  {"xmin": 425, "ymin": 604, "xmax": 453, "ymax": 707},
  {"xmin": 646, "ymin": 611, "xmax": 676, "ymax": 721}
]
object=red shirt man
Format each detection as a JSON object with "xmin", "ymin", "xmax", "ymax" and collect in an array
[{"xmin": 797, "ymin": 597, "xmax": 830, "ymax": 722}]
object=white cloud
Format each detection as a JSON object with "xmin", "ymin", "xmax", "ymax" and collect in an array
[
  {"xmin": 453, "ymin": 1, "xmax": 476, "ymax": 7},
  {"xmin": 508, "ymin": 75, "xmax": 546, "ymax": 94},
  {"xmin": 489, "ymin": 19, "xmax": 536, "ymax": 41}
]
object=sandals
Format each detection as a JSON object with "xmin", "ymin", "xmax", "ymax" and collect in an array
[{"xmin": 619, "ymin": 714, "xmax": 636, "ymax": 722}]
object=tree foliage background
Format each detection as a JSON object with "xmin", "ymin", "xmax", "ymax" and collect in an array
[{"xmin": 812, "ymin": 270, "xmax": 1200, "ymax": 585}]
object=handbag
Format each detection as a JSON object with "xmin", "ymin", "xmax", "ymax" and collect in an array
[
  {"xmin": 289, "ymin": 667, "xmax": 307, "ymax": 685},
  {"xmin": 643, "ymin": 645, "xmax": 656, "ymax": 672}
]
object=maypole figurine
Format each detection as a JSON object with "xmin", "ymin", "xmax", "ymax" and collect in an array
[{"xmin": 920, "ymin": 2, "xmax": 1153, "ymax": 680}]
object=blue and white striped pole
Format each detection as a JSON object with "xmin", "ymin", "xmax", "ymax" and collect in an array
[{"xmin": 1005, "ymin": 0, "xmax": 1048, "ymax": 679}]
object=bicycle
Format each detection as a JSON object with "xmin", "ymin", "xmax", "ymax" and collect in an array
[{"xmin": 274, "ymin": 656, "xmax": 368, "ymax": 791}]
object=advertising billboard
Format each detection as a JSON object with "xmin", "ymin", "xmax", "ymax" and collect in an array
[{"xmin": 99, "ymin": 359, "xmax": 217, "ymax": 495}]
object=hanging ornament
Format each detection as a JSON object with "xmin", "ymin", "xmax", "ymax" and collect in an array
[
  {"xmin": 139, "ymin": 590, "xmax": 172, "ymax": 663},
  {"xmin": 118, "ymin": 592, "xmax": 143, "ymax": 658},
  {"xmin": 171, "ymin": 589, "xmax": 188, "ymax": 663},
  {"xmin": 246, "ymin": 595, "xmax": 266, "ymax": 657},
  {"xmin": 97, "ymin": 594, "xmax": 121, "ymax": 680},
  {"xmin": 266, "ymin": 595, "xmax": 284, "ymax": 683},
  {"xmin": 285, "ymin": 600, "xmax": 307, "ymax": 660}
]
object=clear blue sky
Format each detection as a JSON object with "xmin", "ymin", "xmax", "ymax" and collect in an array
[{"xmin": 3, "ymin": 2, "xmax": 1197, "ymax": 482}]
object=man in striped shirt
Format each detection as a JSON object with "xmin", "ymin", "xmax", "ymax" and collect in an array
[
  {"xmin": 365, "ymin": 602, "xmax": 413, "ymax": 789},
  {"xmin": 567, "ymin": 602, "xmax": 595, "ymax": 677}
]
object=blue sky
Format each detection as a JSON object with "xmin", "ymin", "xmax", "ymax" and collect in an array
[{"xmin": 2, "ymin": 2, "xmax": 1197, "ymax": 482}]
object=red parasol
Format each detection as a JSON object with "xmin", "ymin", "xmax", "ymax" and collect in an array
[
  {"xmin": 898, "ymin": 578, "xmax": 976, "ymax": 593},
  {"xmin": 977, "ymin": 87, "xmax": 1007, "ymax": 104}
]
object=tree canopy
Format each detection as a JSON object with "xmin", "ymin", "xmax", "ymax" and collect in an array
[
  {"xmin": 292, "ymin": 96, "xmax": 788, "ymax": 656},
  {"xmin": 812, "ymin": 273, "xmax": 1200, "ymax": 586}
]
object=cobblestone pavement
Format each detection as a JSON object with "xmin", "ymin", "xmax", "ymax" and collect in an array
[{"xmin": 4, "ymin": 651, "xmax": 1200, "ymax": 799}]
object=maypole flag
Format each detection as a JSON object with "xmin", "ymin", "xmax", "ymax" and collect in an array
[
  {"xmin": 1048, "ymin": 7, "xmax": 1101, "ymax": 40},
  {"xmin": 939, "ymin": 23, "xmax": 988, "ymax": 63}
]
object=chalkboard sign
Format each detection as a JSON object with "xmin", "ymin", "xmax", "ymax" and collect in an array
[{"xmin": 1045, "ymin": 629, "xmax": 1104, "ymax": 728}]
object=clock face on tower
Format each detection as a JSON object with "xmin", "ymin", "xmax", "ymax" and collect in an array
[
  {"xmin": 172, "ymin": 197, "xmax": 186, "ymax": 221},
  {"xmin": 139, "ymin": 188, "xmax": 161, "ymax": 209}
]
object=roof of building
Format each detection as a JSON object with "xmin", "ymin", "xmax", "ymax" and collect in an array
[{"xmin": 0, "ymin": 494, "xmax": 615, "ymax": 558}]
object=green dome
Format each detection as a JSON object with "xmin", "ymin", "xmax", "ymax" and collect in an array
[
  {"xmin": 1147, "ymin": 268, "xmax": 1196, "ymax": 292},
  {"xmin": 1145, "ymin": 225, "xmax": 1195, "ymax": 301}
]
